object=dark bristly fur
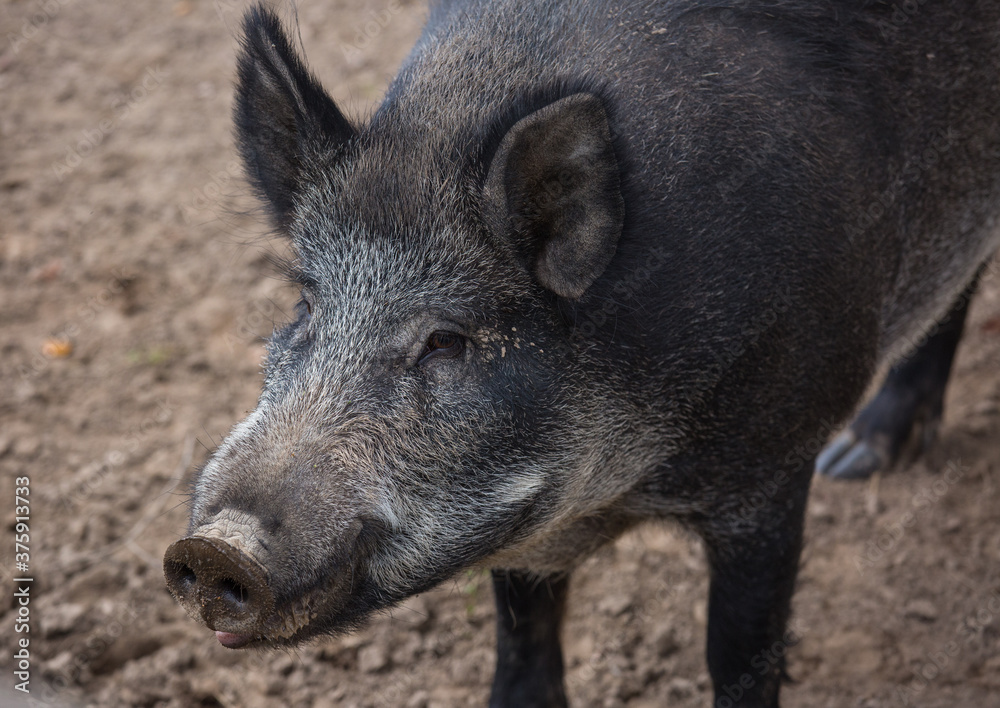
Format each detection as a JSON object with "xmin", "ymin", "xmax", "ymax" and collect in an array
[{"xmin": 164, "ymin": 1, "xmax": 1000, "ymax": 705}]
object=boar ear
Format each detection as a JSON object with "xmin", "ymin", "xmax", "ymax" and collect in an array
[
  {"xmin": 235, "ymin": 5, "xmax": 355, "ymax": 228},
  {"xmin": 484, "ymin": 93, "xmax": 624, "ymax": 300}
]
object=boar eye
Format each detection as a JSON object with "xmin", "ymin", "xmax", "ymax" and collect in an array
[
  {"xmin": 295, "ymin": 293, "xmax": 313, "ymax": 320},
  {"xmin": 418, "ymin": 331, "xmax": 464, "ymax": 364}
]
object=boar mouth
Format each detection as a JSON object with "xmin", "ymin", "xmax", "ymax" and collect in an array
[{"xmin": 215, "ymin": 631, "xmax": 256, "ymax": 648}]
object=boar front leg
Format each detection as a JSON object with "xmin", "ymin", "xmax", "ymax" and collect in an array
[
  {"xmin": 489, "ymin": 570, "xmax": 569, "ymax": 708},
  {"xmin": 702, "ymin": 471, "xmax": 811, "ymax": 708}
]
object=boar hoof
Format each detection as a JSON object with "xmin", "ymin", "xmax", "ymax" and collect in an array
[{"xmin": 815, "ymin": 429, "xmax": 887, "ymax": 480}]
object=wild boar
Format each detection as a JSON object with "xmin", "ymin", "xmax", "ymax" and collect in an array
[{"xmin": 165, "ymin": 2, "xmax": 1000, "ymax": 705}]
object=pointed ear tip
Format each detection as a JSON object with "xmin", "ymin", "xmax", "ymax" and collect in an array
[
  {"xmin": 239, "ymin": 3, "xmax": 288, "ymax": 50},
  {"xmin": 235, "ymin": 5, "xmax": 300, "ymax": 95},
  {"xmin": 243, "ymin": 3, "xmax": 280, "ymax": 28}
]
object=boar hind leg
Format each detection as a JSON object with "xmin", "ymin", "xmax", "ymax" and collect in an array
[
  {"xmin": 703, "ymin": 474, "xmax": 810, "ymax": 708},
  {"xmin": 489, "ymin": 570, "xmax": 569, "ymax": 708},
  {"xmin": 816, "ymin": 265, "xmax": 986, "ymax": 480}
]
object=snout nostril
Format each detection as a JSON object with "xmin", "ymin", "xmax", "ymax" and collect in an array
[
  {"xmin": 216, "ymin": 577, "xmax": 250, "ymax": 608},
  {"xmin": 163, "ymin": 558, "xmax": 199, "ymax": 599},
  {"xmin": 176, "ymin": 564, "xmax": 198, "ymax": 593}
]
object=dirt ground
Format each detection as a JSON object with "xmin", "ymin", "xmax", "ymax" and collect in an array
[{"xmin": 1, "ymin": 0, "xmax": 999, "ymax": 706}]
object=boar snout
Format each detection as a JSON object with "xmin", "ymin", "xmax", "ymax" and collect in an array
[
  {"xmin": 164, "ymin": 534, "xmax": 274, "ymax": 644},
  {"xmin": 164, "ymin": 505, "xmax": 371, "ymax": 647}
]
